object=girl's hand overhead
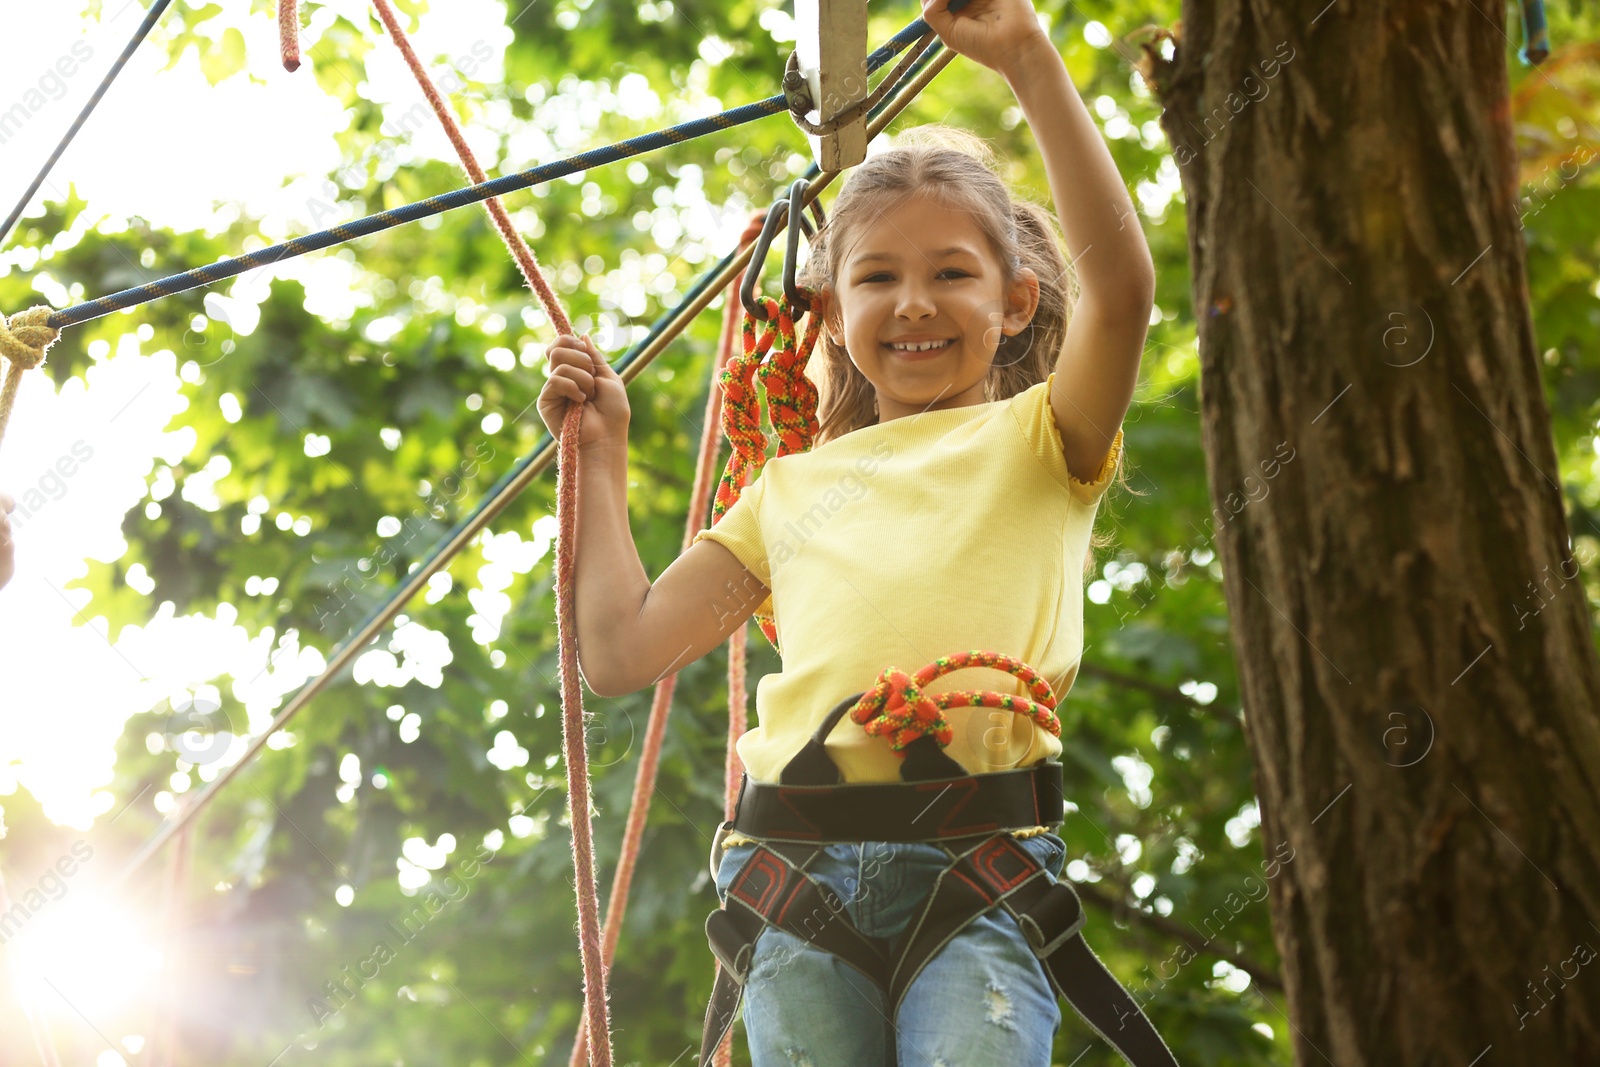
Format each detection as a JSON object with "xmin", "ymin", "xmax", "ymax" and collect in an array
[
  {"xmin": 537, "ymin": 333, "xmax": 631, "ymax": 452},
  {"xmin": 920, "ymin": 0, "xmax": 1053, "ymax": 78}
]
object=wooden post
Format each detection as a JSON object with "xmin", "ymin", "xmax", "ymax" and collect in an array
[{"xmin": 793, "ymin": 0, "xmax": 868, "ymax": 170}]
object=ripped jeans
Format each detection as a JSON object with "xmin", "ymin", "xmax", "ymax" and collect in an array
[{"xmin": 713, "ymin": 832, "xmax": 1068, "ymax": 1067}]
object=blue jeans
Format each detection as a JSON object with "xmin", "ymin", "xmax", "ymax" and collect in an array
[{"xmin": 713, "ymin": 832, "xmax": 1068, "ymax": 1066}]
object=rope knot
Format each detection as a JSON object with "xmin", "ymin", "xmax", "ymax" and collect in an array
[
  {"xmin": 849, "ymin": 666, "xmax": 954, "ymax": 751},
  {"xmin": 848, "ymin": 651, "xmax": 1065, "ymax": 757},
  {"xmin": 0, "ymin": 306, "xmax": 59, "ymax": 371},
  {"xmin": 0, "ymin": 305, "xmax": 60, "ymax": 453}
]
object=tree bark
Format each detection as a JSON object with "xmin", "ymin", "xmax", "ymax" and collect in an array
[{"xmin": 1140, "ymin": 2, "xmax": 1600, "ymax": 1063}]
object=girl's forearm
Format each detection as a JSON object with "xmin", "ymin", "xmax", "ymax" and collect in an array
[
  {"xmin": 1002, "ymin": 37, "xmax": 1155, "ymax": 303},
  {"xmin": 568, "ymin": 442, "xmax": 652, "ymax": 695}
]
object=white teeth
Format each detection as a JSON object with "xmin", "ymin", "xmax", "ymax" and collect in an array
[{"xmin": 888, "ymin": 340, "xmax": 950, "ymax": 352}]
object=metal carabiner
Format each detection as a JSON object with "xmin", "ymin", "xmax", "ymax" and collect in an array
[
  {"xmin": 740, "ymin": 201, "xmax": 788, "ymax": 322},
  {"xmin": 783, "ymin": 179, "xmax": 816, "ymax": 314},
  {"xmin": 741, "ymin": 181, "xmax": 823, "ymax": 322}
]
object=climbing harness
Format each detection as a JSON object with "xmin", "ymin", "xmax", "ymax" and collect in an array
[{"xmin": 698, "ymin": 654, "xmax": 1180, "ymax": 1067}]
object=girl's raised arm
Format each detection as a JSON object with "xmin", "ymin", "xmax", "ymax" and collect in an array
[
  {"xmin": 538, "ymin": 335, "xmax": 770, "ymax": 698},
  {"xmin": 923, "ymin": 0, "xmax": 1153, "ymax": 483}
]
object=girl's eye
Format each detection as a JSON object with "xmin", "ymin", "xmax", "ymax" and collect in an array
[{"xmin": 859, "ymin": 270, "xmax": 967, "ymax": 283}]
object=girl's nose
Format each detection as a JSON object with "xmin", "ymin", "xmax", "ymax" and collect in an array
[{"xmin": 895, "ymin": 281, "xmax": 937, "ymax": 319}]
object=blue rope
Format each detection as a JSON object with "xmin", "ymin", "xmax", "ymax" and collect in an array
[
  {"xmin": 0, "ymin": 0, "xmax": 176, "ymax": 248},
  {"xmin": 43, "ymin": 16, "xmax": 935, "ymax": 331}
]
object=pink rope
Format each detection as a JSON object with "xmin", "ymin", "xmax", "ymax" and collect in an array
[
  {"xmin": 554, "ymin": 399, "xmax": 613, "ymax": 1065},
  {"xmin": 369, "ymin": 0, "xmax": 571, "ymax": 336},
  {"xmin": 569, "ymin": 213, "xmax": 764, "ymax": 1067},
  {"xmin": 367, "ymin": 1, "xmax": 608, "ymax": 1057},
  {"xmin": 372, "ymin": 6, "xmax": 764, "ymax": 1057},
  {"xmin": 713, "ymin": 619, "xmax": 748, "ymax": 1067},
  {"xmin": 278, "ymin": 0, "xmax": 300, "ymax": 72}
]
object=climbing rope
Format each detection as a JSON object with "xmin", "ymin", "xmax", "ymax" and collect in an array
[
  {"xmin": 29, "ymin": 16, "xmax": 933, "ymax": 333},
  {"xmin": 279, "ymin": 0, "xmax": 301, "ymax": 72},
  {"xmin": 0, "ymin": 0, "xmax": 176, "ymax": 248},
  {"xmin": 0, "ymin": 307, "xmax": 60, "ymax": 455},
  {"xmin": 553, "ymin": 404, "xmax": 613, "ymax": 1064},
  {"xmin": 367, "ymin": 0, "xmax": 572, "ymax": 334},
  {"xmin": 360, "ymin": 4, "xmax": 608, "ymax": 1056},
  {"xmin": 566, "ymin": 209, "xmax": 768, "ymax": 1067}
]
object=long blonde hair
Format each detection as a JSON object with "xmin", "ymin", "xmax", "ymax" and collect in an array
[{"xmin": 797, "ymin": 125, "xmax": 1136, "ymax": 576}]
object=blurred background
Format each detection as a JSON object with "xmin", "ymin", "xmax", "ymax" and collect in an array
[{"xmin": 0, "ymin": 0, "xmax": 1596, "ymax": 1063}]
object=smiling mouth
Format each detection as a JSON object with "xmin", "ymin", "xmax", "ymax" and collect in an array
[{"xmin": 885, "ymin": 339, "xmax": 955, "ymax": 357}]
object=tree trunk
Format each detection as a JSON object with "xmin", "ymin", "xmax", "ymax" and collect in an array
[{"xmin": 1142, "ymin": 2, "xmax": 1600, "ymax": 1063}]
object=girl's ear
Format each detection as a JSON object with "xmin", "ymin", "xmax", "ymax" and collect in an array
[
  {"xmin": 1003, "ymin": 266, "xmax": 1041, "ymax": 337},
  {"xmin": 816, "ymin": 285, "xmax": 845, "ymax": 347}
]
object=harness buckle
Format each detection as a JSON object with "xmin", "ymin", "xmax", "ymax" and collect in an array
[
  {"xmin": 1013, "ymin": 881, "xmax": 1088, "ymax": 958},
  {"xmin": 705, "ymin": 908, "xmax": 759, "ymax": 983}
]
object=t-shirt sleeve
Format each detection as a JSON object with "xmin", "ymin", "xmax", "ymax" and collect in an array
[
  {"xmin": 1012, "ymin": 372, "xmax": 1125, "ymax": 507},
  {"xmin": 691, "ymin": 471, "xmax": 774, "ymax": 615}
]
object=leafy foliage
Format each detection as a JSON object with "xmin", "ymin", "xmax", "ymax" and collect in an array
[{"xmin": 3, "ymin": 1, "xmax": 1598, "ymax": 1065}]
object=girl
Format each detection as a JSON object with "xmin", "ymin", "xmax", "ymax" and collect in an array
[{"xmin": 537, "ymin": 0, "xmax": 1156, "ymax": 1062}]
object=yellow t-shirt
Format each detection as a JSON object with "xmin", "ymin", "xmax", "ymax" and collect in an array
[{"xmin": 692, "ymin": 372, "xmax": 1123, "ymax": 785}]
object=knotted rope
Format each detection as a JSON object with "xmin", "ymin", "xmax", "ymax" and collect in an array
[
  {"xmin": 849, "ymin": 650, "xmax": 1063, "ymax": 754},
  {"xmin": 708, "ymin": 291, "xmax": 822, "ymax": 652},
  {"xmin": 0, "ymin": 306, "xmax": 61, "ymax": 455}
]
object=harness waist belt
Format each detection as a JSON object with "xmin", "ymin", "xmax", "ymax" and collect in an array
[{"xmin": 730, "ymin": 759, "xmax": 1064, "ymax": 844}]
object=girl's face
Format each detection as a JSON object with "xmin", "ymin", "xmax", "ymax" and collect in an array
[{"xmin": 820, "ymin": 191, "xmax": 1039, "ymax": 423}]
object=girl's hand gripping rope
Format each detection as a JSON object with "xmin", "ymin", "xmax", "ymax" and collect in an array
[{"xmin": 538, "ymin": 334, "xmax": 631, "ymax": 451}]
